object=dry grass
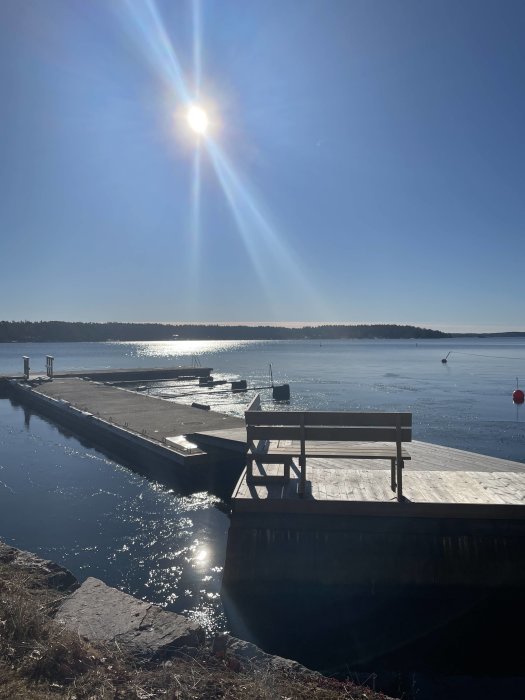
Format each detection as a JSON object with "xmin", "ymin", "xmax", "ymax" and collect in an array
[{"xmin": 0, "ymin": 562, "xmax": 392, "ymax": 700}]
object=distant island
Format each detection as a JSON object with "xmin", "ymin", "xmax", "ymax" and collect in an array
[
  {"xmin": 1, "ymin": 321, "xmax": 523, "ymax": 343},
  {"xmin": 0, "ymin": 321, "xmax": 450, "ymax": 342}
]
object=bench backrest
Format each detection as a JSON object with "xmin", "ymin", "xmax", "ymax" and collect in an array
[{"xmin": 245, "ymin": 411, "xmax": 412, "ymax": 443}]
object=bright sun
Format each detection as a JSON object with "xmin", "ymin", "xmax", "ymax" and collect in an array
[{"xmin": 187, "ymin": 105, "xmax": 209, "ymax": 135}]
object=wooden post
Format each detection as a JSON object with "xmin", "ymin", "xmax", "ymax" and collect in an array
[
  {"xmin": 22, "ymin": 356, "xmax": 30, "ymax": 380},
  {"xmin": 390, "ymin": 458, "xmax": 396, "ymax": 492},
  {"xmin": 299, "ymin": 413, "xmax": 306, "ymax": 496},
  {"xmin": 396, "ymin": 415, "xmax": 403, "ymax": 501},
  {"xmin": 397, "ymin": 458, "xmax": 403, "ymax": 501},
  {"xmin": 284, "ymin": 457, "xmax": 291, "ymax": 483}
]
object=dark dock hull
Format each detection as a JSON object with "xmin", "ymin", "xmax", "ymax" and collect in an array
[{"xmin": 222, "ymin": 509, "xmax": 525, "ymax": 673}]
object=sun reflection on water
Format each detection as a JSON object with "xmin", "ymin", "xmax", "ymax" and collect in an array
[
  {"xmin": 193, "ymin": 546, "xmax": 209, "ymax": 565},
  {"xmin": 99, "ymin": 485, "xmax": 228, "ymax": 633},
  {"xmin": 124, "ymin": 340, "xmax": 253, "ymax": 358}
]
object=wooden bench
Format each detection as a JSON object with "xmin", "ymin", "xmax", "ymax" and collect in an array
[{"xmin": 245, "ymin": 400, "xmax": 411, "ymax": 501}]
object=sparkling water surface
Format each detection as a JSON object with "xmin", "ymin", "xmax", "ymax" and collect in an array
[{"xmin": 1, "ymin": 338, "xmax": 524, "ymax": 635}]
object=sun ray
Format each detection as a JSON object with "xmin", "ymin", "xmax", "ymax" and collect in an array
[
  {"xmin": 207, "ymin": 140, "xmax": 328, "ymax": 316},
  {"xmin": 192, "ymin": 145, "xmax": 202, "ymax": 246},
  {"xmin": 122, "ymin": 0, "xmax": 190, "ymax": 102},
  {"xmin": 207, "ymin": 140, "xmax": 281, "ymax": 306},
  {"xmin": 192, "ymin": 0, "xmax": 202, "ymax": 98},
  {"xmin": 189, "ymin": 143, "xmax": 202, "ymax": 283}
]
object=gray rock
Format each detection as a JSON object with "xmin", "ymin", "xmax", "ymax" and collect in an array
[
  {"xmin": 0, "ymin": 540, "xmax": 78, "ymax": 592},
  {"xmin": 225, "ymin": 635, "xmax": 319, "ymax": 677},
  {"xmin": 57, "ymin": 577, "xmax": 204, "ymax": 659}
]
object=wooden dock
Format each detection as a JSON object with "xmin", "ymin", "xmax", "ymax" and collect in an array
[
  {"xmin": 220, "ymin": 433, "xmax": 525, "ymax": 670},
  {"xmin": 230, "ymin": 440, "xmax": 525, "ymax": 517}
]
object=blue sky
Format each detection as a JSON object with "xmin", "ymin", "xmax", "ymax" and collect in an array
[{"xmin": 0, "ymin": 0, "xmax": 524, "ymax": 332}]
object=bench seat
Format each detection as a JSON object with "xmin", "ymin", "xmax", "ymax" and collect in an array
[{"xmin": 262, "ymin": 439, "xmax": 411, "ymax": 461}]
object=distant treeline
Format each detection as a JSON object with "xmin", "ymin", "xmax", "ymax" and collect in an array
[{"xmin": 0, "ymin": 321, "xmax": 449, "ymax": 342}]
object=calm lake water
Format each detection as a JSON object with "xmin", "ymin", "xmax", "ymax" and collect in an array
[{"xmin": 1, "ymin": 338, "xmax": 524, "ymax": 642}]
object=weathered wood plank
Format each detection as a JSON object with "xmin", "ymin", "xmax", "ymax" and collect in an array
[
  {"xmin": 233, "ymin": 436, "xmax": 525, "ymax": 515},
  {"xmin": 245, "ymin": 411, "xmax": 412, "ymax": 427},
  {"xmin": 267, "ymin": 441, "xmax": 411, "ymax": 459},
  {"xmin": 248, "ymin": 426, "xmax": 412, "ymax": 442}
]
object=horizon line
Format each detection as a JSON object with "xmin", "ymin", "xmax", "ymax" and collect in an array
[{"xmin": 3, "ymin": 320, "xmax": 525, "ymax": 334}]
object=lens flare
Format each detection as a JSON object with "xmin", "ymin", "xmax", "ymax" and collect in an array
[{"xmin": 187, "ymin": 105, "xmax": 209, "ymax": 134}]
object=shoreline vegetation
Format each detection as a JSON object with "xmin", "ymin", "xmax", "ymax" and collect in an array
[
  {"xmin": 0, "ymin": 541, "xmax": 393, "ymax": 700},
  {"xmin": 1, "ymin": 321, "xmax": 524, "ymax": 343},
  {"xmin": 2, "ymin": 321, "xmax": 445, "ymax": 342}
]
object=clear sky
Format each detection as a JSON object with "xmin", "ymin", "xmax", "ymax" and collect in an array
[{"xmin": 1, "ymin": 0, "xmax": 524, "ymax": 332}]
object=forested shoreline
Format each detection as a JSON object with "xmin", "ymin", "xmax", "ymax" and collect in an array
[
  {"xmin": 2, "ymin": 321, "xmax": 523, "ymax": 342},
  {"xmin": 0, "ymin": 321, "xmax": 451, "ymax": 342}
]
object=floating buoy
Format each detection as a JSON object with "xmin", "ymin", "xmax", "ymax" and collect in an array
[
  {"xmin": 513, "ymin": 378, "xmax": 524, "ymax": 405},
  {"xmin": 441, "ymin": 351, "xmax": 451, "ymax": 364}
]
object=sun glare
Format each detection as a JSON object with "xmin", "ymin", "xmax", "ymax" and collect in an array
[{"xmin": 187, "ymin": 105, "xmax": 209, "ymax": 134}]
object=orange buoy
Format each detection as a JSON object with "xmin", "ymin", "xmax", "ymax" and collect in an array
[{"xmin": 513, "ymin": 389, "xmax": 525, "ymax": 405}]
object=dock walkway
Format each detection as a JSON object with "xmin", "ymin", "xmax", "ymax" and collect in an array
[
  {"xmin": 31, "ymin": 377, "xmax": 243, "ymax": 453},
  {"xmin": 4, "ymin": 372, "xmax": 246, "ymax": 491}
]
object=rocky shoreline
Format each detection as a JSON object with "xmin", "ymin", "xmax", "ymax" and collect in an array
[
  {"xmin": 0, "ymin": 539, "xmax": 392, "ymax": 699},
  {"xmin": 0, "ymin": 539, "xmax": 319, "ymax": 673},
  {"xmin": 4, "ymin": 539, "xmax": 524, "ymax": 699}
]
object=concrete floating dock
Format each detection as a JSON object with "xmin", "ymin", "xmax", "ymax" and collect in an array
[
  {"xmin": 1, "ymin": 366, "xmax": 214, "ymax": 382},
  {"xmin": 54, "ymin": 367, "xmax": 214, "ymax": 382},
  {"xmin": 3, "ymin": 369, "xmax": 245, "ymax": 494},
  {"xmin": 28, "ymin": 377, "xmax": 243, "ymax": 447}
]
